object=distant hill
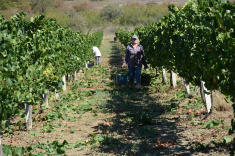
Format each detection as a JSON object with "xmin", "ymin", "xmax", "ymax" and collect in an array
[{"xmin": 64, "ymin": 0, "xmax": 188, "ymax": 9}]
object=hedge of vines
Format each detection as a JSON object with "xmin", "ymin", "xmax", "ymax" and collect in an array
[{"xmin": 0, "ymin": 11, "xmax": 103, "ymax": 129}]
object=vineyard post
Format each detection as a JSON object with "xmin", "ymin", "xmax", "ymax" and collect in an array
[
  {"xmin": 155, "ymin": 67, "xmax": 160, "ymax": 76},
  {"xmin": 184, "ymin": 80, "xmax": 190, "ymax": 95},
  {"xmin": 170, "ymin": 71, "xmax": 177, "ymax": 88},
  {"xmin": 25, "ymin": 104, "xmax": 32, "ymax": 130},
  {"xmin": 77, "ymin": 70, "xmax": 80, "ymax": 78},
  {"xmin": 201, "ymin": 81, "xmax": 212, "ymax": 113},
  {"xmin": 200, "ymin": 80, "xmax": 206, "ymax": 104},
  {"xmin": 211, "ymin": 89, "xmax": 214, "ymax": 113},
  {"xmin": 0, "ymin": 135, "xmax": 2, "ymax": 155},
  {"xmin": 76, "ymin": 70, "xmax": 79, "ymax": 78},
  {"xmin": 79, "ymin": 69, "xmax": 83, "ymax": 77},
  {"xmin": 181, "ymin": 78, "xmax": 184, "ymax": 86},
  {"xmin": 43, "ymin": 89, "xmax": 49, "ymax": 108},
  {"xmin": 62, "ymin": 75, "xmax": 66, "ymax": 92},
  {"xmin": 74, "ymin": 71, "xmax": 77, "ymax": 81},
  {"xmin": 162, "ymin": 69, "xmax": 167, "ymax": 84},
  {"xmin": 55, "ymin": 89, "xmax": 60, "ymax": 99},
  {"xmin": 68, "ymin": 74, "xmax": 72, "ymax": 84}
]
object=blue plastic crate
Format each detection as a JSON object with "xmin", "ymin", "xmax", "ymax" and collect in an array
[{"xmin": 116, "ymin": 75, "xmax": 128, "ymax": 85}]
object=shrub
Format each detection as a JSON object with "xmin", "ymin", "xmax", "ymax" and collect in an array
[
  {"xmin": 54, "ymin": 0, "xmax": 65, "ymax": 8},
  {"xmin": 145, "ymin": 3, "xmax": 169, "ymax": 21},
  {"xmin": 100, "ymin": 5, "xmax": 122, "ymax": 21},
  {"xmin": 119, "ymin": 4, "xmax": 147, "ymax": 26},
  {"xmin": 69, "ymin": 12, "xmax": 88, "ymax": 31},
  {"xmin": 118, "ymin": 3, "xmax": 169, "ymax": 26},
  {"xmin": 46, "ymin": 10, "xmax": 72, "ymax": 27},
  {"xmin": 0, "ymin": 0, "xmax": 14, "ymax": 10},
  {"xmin": 31, "ymin": 0, "xmax": 54, "ymax": 13},
  {"xmin": 0, "ymin": 0, "xmax": 30, "ymax": 10},
  {"xmin": 82, "ymin": 10, "xmax": 104, "ymax": 29},
  {"xmin": 73, "ymin": 2, "xmax": 94, "ymax": 12},
  {"xmin": 125, "ymin": 2, "xmax": 143, "ymax": 8}
]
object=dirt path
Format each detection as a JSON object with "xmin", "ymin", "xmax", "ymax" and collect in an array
[{"xmin": 1, "ymin": 35, "xmax": 234, "ymax": 156}]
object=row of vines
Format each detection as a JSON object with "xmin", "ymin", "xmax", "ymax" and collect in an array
[
  {"xmin": 0, "ymin": 11, "xmax": 103, "ymax": 131},
  {"xmin": 115, "ymin": 0, "xmax": 234, "ymax": 154}
]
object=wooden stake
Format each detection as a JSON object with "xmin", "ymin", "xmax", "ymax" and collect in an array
[
  {"xmin": 155, "ymin": 66, "xmax": 160, "ymax": 77},
  {"xmin": 55, "ymin": 89, "xmax": 60, "ymax": 99},
  {"xmin": 201, "ymin": 81, "xmax": 212, "ymax": 113},
  {"xmin": 25, "ymin": 104, "xmax": 32, "ymax": 130},
  {"xmin": 74, "ymin": 71, "xmax": 77, "ymax": 81},
  {"xmin": 162, "ymin": 69, "xmax": 167, "ymax": 84},
  {"xmin": 43, "ymin": 89, "xmax": 49, "ymax": 108},
  {"xmin": 68, "ymin": 74, "xmax": 72, "ymax": 84},
  {"xmin": 0, "ymin": 135, "xmax": 3, "ymax": 156},
  {"xmin": 62, "ymin": 75, "xmax": 66, "ymax": 92},
  {"xmin": 184, "ymin": 80, "xmax": 190, "ymax": 95},
  {"xmin": 170, "ymin": 71, "xmax": 177, "ymax": 88},
  {"xmin": 200, "ymin": 80, "xmax": 206, "ymax": 104},
  {"xmin": 181, "ymin": 77, "xmax": 184, "ymax": 86}
]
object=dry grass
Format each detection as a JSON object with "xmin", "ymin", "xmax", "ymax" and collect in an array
[
  {"xmin": 213, "ymin": 90, "xmax": 233, "ymax": 111},
  {"xmin": 73, "ymin": 2, "xmax": 94, "ymax": 12}
]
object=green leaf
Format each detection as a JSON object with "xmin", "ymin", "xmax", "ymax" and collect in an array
[
  {"xmin": 77, "ymin": 147, "xmax": 85, "ymax": 151},
  {"xmin": 6, "ymin": 78, "xmax": 13, "ymax": 87},
  {"xmin": 11, "ymin": 66, "xmax": 16, "ymax": 72},
  {"xmin": 62, "ymin": 116, "xmax": 68, "ymax": 121},
  {"xmin": 2, "ymin": 145, "xmax": 13, "ymax": 156},
  {"xmin": 56, "ymin": 148, "xmax": 65, "ymax": 154},
  {"xmin": 28, "ymin": 131, "xmax": 35, "ymax": 135},
  {"xmin": 1, "ymin": 120, "xmax": 6, "ymax": 130},
  {"xmin": 62, "ymin": 140, "xmax": 68, "ymax": 145},
  {"xmin": 14, "ymin": 147, "xmax": 25, "ymax": 156},
  {"xmin": 223, "ymin": 137, "xmax": 231, "ymax": 143}
]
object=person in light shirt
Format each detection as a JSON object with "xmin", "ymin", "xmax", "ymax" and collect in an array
[{"xmin": 93, "ymin": 46, "xmax": 101, "ymax": 65}]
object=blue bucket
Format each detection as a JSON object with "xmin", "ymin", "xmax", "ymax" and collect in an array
[{"xmin": 116, "ymin": 75, "xmax": 128, "ymax": 85}]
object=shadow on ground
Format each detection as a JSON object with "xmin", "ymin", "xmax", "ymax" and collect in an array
[
  {"xmin": 89, "ymin": 40, "xmax": 234, "ymax": 155},
  {"xmin": 90, "ymin": 41, "xmax": 195, "ymax": 155}
]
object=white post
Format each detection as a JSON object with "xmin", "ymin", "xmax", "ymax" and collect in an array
[
  {"xmin": 62, "ymin": 75, "xmax": 66, "ymax": 92},
  {"xmin": 25, "ymin": 104, "xmax": 32, "ymax": 130},
  {"xmin": 201, "ymin": 81, "xmax": 212, "ymax": 113},
  {"xmin": 68, "ymin": 74, "xmax": 72, "ymax": 84},
  {"xmin": 43, "ymin": 89, "xmax": 49, "ymax": 108},
  {"xmin": 0, "ymin": 135, "xmax": 2, "ymax": 156},
  {"xmin": 162, "ymin": 69, "xmax": 167, "ymax": 84},
  {"xmin": 55, "ymin": 89, "xmax": 60, "ymax": 99},
  {"xmin": 181, "ymin": 77, "xmax": 184, "ymax": 85},
  {"xmin": 171, "ymin": 71, "xmax": 177, "ymax": 88},
  {"xmin": 85, "ymin": 63, "xmax": 88, "ymax": 68},
  {"xmin": 184, "ymin": 80, "xmax": 190, "ymax": 95},
  {"xmin": 74, "ymin": 71, "xmax": 77, "ymax": 81},
  {"xmin": 77, "ymin": 70, "xmax": 80, "ymax": 78},
  {"xmin": 79, "ymin": 70, "xmax": 83, "ymax": 77},
  {"xmin": 155, "ymin": 67, "xmax": 160, "ymax": 76}
]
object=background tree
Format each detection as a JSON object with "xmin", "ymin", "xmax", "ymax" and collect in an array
[
  {"xmin": 30, "ymin": 0, "xmax": 54, "ymax": 13},
  {"xmin": 100, "ymin": 5, "xmax": 122, "ymax": 21},
  {"xmin": 0, "ymin": 0, "xmax": 14, "ymax": 10}
]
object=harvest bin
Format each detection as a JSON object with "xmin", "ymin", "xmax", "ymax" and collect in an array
[
  {"xmin": 116, "ymin": 74, "xmax": 128, "ymax": 85},
  {"xmin": 141, "ymin": 74, "xmax": 151, "ymax": 86},
  {"xmin": 87, "ymin": 61, "xmax": 94, "ymax": 68}
]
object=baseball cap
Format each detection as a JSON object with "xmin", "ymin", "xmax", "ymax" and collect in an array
[{"xmin": 132, "ymin": 35, "xmax": 138, "ymax": 40}]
